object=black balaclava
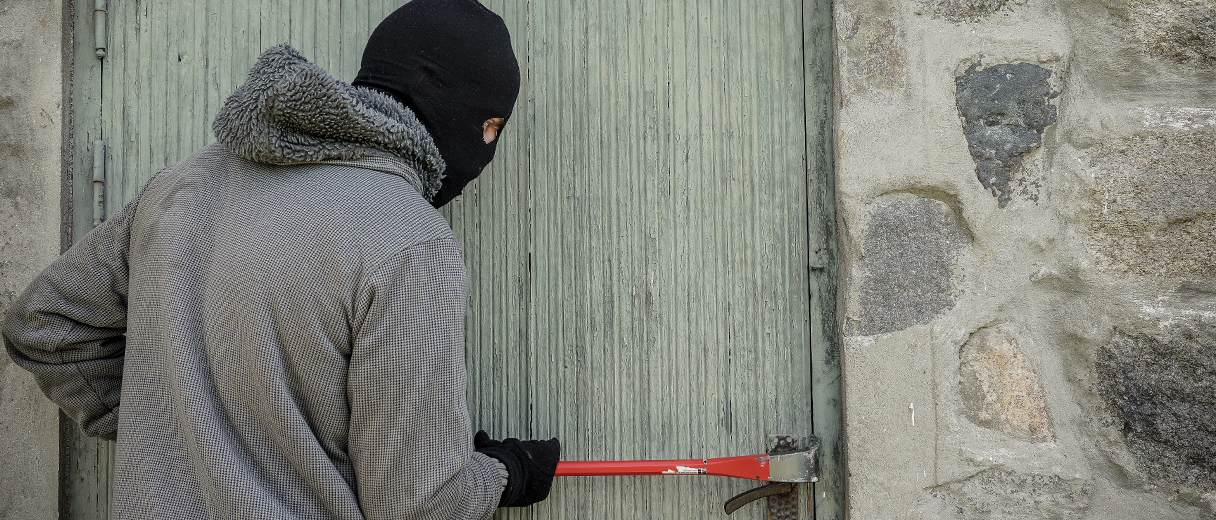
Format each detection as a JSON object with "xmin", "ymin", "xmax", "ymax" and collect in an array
[{"xmin": 353, "ymin": 0, "xmax": 521, "ymax": 208}]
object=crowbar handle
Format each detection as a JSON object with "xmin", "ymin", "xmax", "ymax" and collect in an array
[{"xmin": 555, "ymin": 449, "xmax": 818, "ymax": 483}]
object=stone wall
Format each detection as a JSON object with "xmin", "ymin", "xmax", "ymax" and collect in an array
[
  {"xmin": 0, "ymin": 0, "xmax": 65, "ymax": 518},
  {"xmin": 836, "ymin": 0, "xmax": 1216, "ymax": 518}
]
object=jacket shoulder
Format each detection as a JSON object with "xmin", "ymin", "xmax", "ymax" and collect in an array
[{"xmin": 139, "ymin": 144, "xmax": 455, "ymax": 264}]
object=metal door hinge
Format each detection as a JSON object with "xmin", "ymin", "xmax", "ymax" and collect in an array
[{"xmin": 94, "ymin": 0, "xmax": 107, "ymax": 59}]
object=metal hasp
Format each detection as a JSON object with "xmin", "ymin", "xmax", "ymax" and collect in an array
[
  {"xmin": 94, "ymin": 0, "xmax": 107, "ymax": 58},
  {"xmin": 92, "ymin": 141, "xmax": 105, "ymax": 227},
  {"xmin": 724, "ymin": 434, "xmax": 820, "ymax": 517},
  {"xmin": 764, "ymin": 434, "xmax": 820, "ymax": 483}
]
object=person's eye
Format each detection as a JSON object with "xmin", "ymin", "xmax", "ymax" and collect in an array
[{"xmin": 482, "ymin": 118, "xmax": 506, "ymax": 144}]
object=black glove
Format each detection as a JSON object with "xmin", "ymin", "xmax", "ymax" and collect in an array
[{"xmin": 474, "ymin": 430, "xmax": 561, "ymax": 508}]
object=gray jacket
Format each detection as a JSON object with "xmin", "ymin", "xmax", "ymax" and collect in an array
[{"xmin": 3, "ymin": 45, "xmax": 506, "ymax": 519}]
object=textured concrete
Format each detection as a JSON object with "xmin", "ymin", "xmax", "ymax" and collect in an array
[
  {"xmin": 929, "ymin": 468, "xmax": 1094, "ymax": 519},
  {"xmin": 0, "ymin": 0, "xmax": 65, "ymax": 518}
]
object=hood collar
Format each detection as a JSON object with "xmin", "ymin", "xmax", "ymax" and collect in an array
[{"xmin": 212, "ymin": 45, "xmax": 445, "ymax": 201}]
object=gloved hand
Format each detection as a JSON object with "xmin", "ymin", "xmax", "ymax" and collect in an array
[{"xmin": 474, "ymin": 430, "xmax": 561, "ymax": 508}]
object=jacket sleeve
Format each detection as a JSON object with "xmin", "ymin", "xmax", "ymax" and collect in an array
[
  {"xmin": 348, "ymin": 237, "xmax": 507, "ymax": 520},
  {"xmin": 2, "ymin": 193, "xmax": 142, "ymax": 442}
]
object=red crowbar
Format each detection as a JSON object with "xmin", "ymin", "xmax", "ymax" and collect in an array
[{"xmin": 554, "ymin": 449, "xmax": 819, "ymax": 483}]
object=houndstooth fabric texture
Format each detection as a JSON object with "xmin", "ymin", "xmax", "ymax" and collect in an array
[{"xmin": 2, "ymin": 45, "xmax": 506, "ymax": 520}]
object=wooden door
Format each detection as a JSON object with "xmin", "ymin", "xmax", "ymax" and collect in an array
[{"xmin": 68, "ymin": 1, "xmax": 838, "ymax": 518}]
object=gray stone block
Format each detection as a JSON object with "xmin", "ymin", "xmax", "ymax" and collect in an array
[
  {"xmin": 1122, "ymin": 0, "xmax": 1216, "ymax": 68},
  {"xmin": 853, "ymin": 195, "xmax": 970, "ymax": 336},
  {"xmin": 918, "ymin": 0, "xmax": 1029, "ymax": 23},
  {"xmin": 1096, "ymin": 328, "xmax": 1216, "ymax": 491},
  {"xmin": 960, "ymin": 327, "xmax": 1053, "ymax": 442},
  {"xmin": 955, "ymin": 62, "xmax": 1059, "ymax": 208},
  {"xmin": 1087, "ymin": 131, "xmax": 1216, "ymax": 278}
]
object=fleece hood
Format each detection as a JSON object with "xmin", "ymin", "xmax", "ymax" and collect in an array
[{"xmin": 212, "ymin": 45, "xmax": 446, "ymax": 201}]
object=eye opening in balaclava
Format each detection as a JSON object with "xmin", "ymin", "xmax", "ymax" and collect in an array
[{"xmin": 353, "ymin": 0, "xmax": 521, "ymax": 208}]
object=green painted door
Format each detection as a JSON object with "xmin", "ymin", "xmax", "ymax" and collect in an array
[{"xmin": 68, "ymin": 1, "xmax": 838, "ymax": 518}]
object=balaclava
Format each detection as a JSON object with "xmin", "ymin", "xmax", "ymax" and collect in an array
[{"xmin": 353, "ymin": 0, "xmax": 521, "ymax": 208}]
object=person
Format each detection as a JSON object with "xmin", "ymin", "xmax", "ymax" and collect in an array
[{"xmin": 2, "ymin": 0, "xmax": 559, "ymax": 517}]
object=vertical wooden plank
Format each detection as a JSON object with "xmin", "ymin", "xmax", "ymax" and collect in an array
[
  {"xmin": 102, "ymin": 0, "xmax": 123, "ymax": 216},
  {"xmin": 161, "ymin": 1, "xmax": 176, "ymax": 171},
  {"xmin": 65, "ymin": 1, "xmax": 116, "ymax": 517},
  {"xmin": 256, "ymin": 0, "xmax": 269, "ymax": 56},
  {"xmin": 230, "ymin": 0, "xmax": 248, "ymax": 96},
  {"xmin": 107, "ymin": 0, "xmax": 126, "ymax": 208},
  {"xmin": 132, "ymin": 0, "xmax": 153, "ymax": 202},
  {"xmin": 803, "ymin": 0, "xmax": 843, "ymax": 518},
  {"xmin": 689, "ymin": 0, "xmax": 711, "ymax": 452},
  {"xmin": 70, "ymin": 0, "xmax": 101, "ymax": 246},
  {"xmin": 268, "ymin": 0, "xmax": 289, "ymax": 53},
  {"xmin": 353, "ymin": 0, "xmax": 370, "ymax": 80},
  {"xmin": 192, "ymin": 0, "xmax": 208, "ymax": 146},
  {"xmin": 119, "ymin": 0, "xmax": 137, "ymax": 201},
  {"xmin": 183, "ymin": 0, "xmax": 199, "ymax": 152},
  {"xmin": 337, "ymin": 0, "xmax": 355, "ymax": 79},
  {"xmin": 670, "ymin": 0, "xmax": 699, "ymax": 511},
  {"xmin": 207, "ymin": 0, "xmax": 226, "ymax": 135},
  {"xmin": 317, "ymin": 0, "xmax": 336, "ymax": 77},
  {"xmin": 223, "ymin": 0, "xmax": 238, "ymax": 105},
  {"xmin": 288, "ymin": 0, "xmax": 304, "ymax": 57}
]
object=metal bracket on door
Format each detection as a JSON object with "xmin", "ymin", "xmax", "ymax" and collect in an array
[{"xmin": 724, "ymin": 434, "xmax": 819, "ymax": 518}]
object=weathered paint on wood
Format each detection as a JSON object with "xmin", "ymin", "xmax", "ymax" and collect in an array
[
  {"xmin": 65, "ymin": 2, "xmax": 114, "ymax": 518},
  {"xmin": 803, "ymin": 1, "xmax": 844, "ymax": 518},
  {"xmin": 450, "ymin": 2, "xmax": 827, "ymax": 518},
  {"xmin": 70, "ymin": 0, "xmax": 102, "ymax": 251},
  {"xmin": 60, "ymin": 413, "xmax": 115, "ymax": 520},
  {"xmin": 69, "ymin": 1, "xmax": 838, "ymax": 518}
]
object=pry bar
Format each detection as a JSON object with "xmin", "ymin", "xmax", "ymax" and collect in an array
[{"xmin": 554, "ymin": 448, "xmax": 818, "ymax": 483}]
